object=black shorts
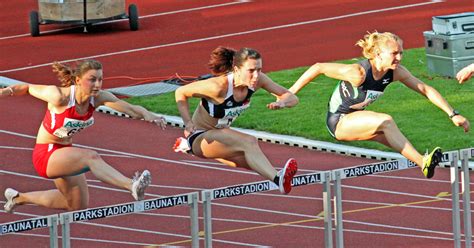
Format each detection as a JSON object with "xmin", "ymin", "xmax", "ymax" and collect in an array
[
  {"xmin": 187, "ymin": 130, "xmax": 206, "ymax": 154},
  {"xmin": 326, "ymin": 112, "xmax": 344, "ymax": 138}
]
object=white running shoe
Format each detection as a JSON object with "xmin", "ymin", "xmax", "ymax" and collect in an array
[
  {"xmin": 278, "ymin": 158, "xmax": 298, "ymax": 194},
  {"xmin": 4, "ymin": 188, "xmax": 19, "ymax": 213},
  {"xmin": 131, "ymin": 170, "xmax": 151, "ymax": 201}
]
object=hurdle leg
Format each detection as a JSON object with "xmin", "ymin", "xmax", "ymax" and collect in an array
[
  {"xmin": 188, "ymin": 192, "xmax": 200, "ymax": 248},
  {"xmin": 202, "ymin": 191, "xmax": 213, "ymax": 248},
  {"xmin": 460, "ymin": 149, "xmax": 472, "ymax": 248},
  {"xmin": 60, "ymin": 213, "xmax": 71, "ymax": 248},
  {"xmin": 333, "ymin": 171, "xmax": 344, "ymax": 248},
  {"xmin": 450, "ymin": 152, "xmax": 461, "ymax": 248},
  {"xmin": 48, "ymin": 215, "xmax": 58, "ymax": 248},
  {"xmin": 323, "ymin": 171, "xmax": 333, "ymax": 248}
]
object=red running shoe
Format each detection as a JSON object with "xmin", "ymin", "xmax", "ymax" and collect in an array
[{"xmin": 278, "ymin": 158, "xmax": 298, "ymax": 194}]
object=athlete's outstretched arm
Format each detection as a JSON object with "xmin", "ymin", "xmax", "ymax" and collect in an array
[
  {"xmin": 99, "ymin": 91, "xmax": 166, "ymax": 129},
  {"xmin": 258, "ymin": 73, "xmax": 298, "ymax": 110},
  {"xmin": 396, "ymin": 65, "xmax": 470, "ymax": 132},
  {"xmin": 289, "ymin": 62, "xmax": 366, "ymax": 94},
  {"xmin": 175, "ymin": 77, "xmax": 222, "ymax": 134},
  {"xmin": 456, "ymin": 63, "xmax": 474, "ymax": 84},
  {"xmin": 1, "ymin": 84, "xmax": 65, "ymax": 106}
]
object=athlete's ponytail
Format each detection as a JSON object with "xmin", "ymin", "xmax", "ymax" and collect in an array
[
  {"xmin": 208, "ymin": 46, "xmax": 236, "ymax": 75},
  {"xmin": 52, "ymin": 60, "xmax": 102, "ymax": 87},
  {"xmin": 208, "ymin": 46, "xmax": 262, "ymax": 75}
]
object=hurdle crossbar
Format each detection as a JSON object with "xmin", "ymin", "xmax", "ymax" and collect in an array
[
  {"xmin": 330, "ymin": 150, "xmax": 474, "ymax": 248},
  {"xmin": 201, "ymin": 171, "xmax": 328, "ymax": 248},
  {"xmin": 0, "ymin": 214, "xmax": 58, "ymax": 248},
  {"xmin": 59, "ymin": 192, "xmax": 199, "ymax": 248}
]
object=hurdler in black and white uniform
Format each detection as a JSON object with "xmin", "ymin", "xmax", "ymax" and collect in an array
[
  {"xmin": 200, "ymin": 73, "xmax": 254, "ymax": 128},
  {"xmin": 184, "ymin": 73, "xmax": 254, "ymax": 153},
  {"xmin": 326, "ymin": 59, "xmax": 394, "ymax": 137}
]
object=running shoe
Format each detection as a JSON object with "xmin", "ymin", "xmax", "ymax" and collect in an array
[
  {"xmin": 422, "ymin": 147, "xmax": 442, "ymax": 179},
  {"xmin": 131, "ymin": 170, "xmax": 152, "ymax": 201},
  {"xmin": 278, "ymin": 158, "xmax": 298, "ymax": 194},
  {"xmin": 4, "ymin": 188, "xmax": 19, "ymax": 214},
  {"xmin": 173, "ymin": 137, "xmax": 191, "ymax": 153}
]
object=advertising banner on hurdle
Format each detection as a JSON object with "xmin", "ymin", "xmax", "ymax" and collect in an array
[
  {"xmin": 0, "ymin": 215, "xmax": 59, "ymax": 248},
  {"xmin": 61, "ymin": 194, "xmax": 191, "ymax": 223},
  {"xmin": 59, "ymin": 193, "xmax": 199, "ymax": 248},
  {"xmin": 335, "ymin": 159, "xmax": 414, "ymax": 179},
  {"xmin": 0, "ymin": 215, "xmax": 55, "ymax": 235},
  {"xmin": 201, "ymin": 172, "xmax": 327, "ymax": 248},
  {"xmin": 209, "ymin": 172, "xmax": 324, "ymax": 200}
]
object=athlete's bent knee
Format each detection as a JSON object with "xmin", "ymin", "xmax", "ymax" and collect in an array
[
  {"xmin": 378, "ymin": 114, "xmax": 396, "ymax": 129},
  {"xmin": 82, "ymin": 149, "xmax": 102, "ymax": 162},
  {"xmin": 240, "ymin": 135, "xmax": 259, "ymax": 149}
]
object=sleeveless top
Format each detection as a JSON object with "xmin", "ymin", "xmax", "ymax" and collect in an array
[
  {"xmin": 201, "ymin": 73, "xmax": 254, "ymax": 128},
  {"xmin": 328, "ymin": 59, "xmax": 394, "ymax": 114},
  {"xmin": 42, "ymin": 85, "xmax": 95, "ymax": 138}
]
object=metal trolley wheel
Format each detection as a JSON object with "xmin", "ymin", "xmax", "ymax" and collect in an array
[
  {"xmin": 128, "ymin": 4, "xmax": 139, "ymax": 31},
  {"xmin": 29, "ymin": 10, "xmax": 40, "ymax": 37}
]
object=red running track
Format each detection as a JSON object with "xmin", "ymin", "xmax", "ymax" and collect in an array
[{"xmin": 1, "ymin": 0, "xmax": 473, "ymax": 247}]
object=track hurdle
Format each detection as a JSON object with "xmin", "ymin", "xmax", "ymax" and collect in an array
[
  {"xmin": 457, "ymin": 148, "xmax": 473, "ymax": 248},
  {"xmin": 330, "ymin": 151, "xmax": 474, "ymax": 248},
  {"xmin": 331, "ymin": 158, "xmax": 416, "ymax": 248},
  {"xmin": 0, "ymin": 214, "xmax": 59, "ymax": 248},
  {"xmin": 59, "ymin": 192, "xmax": 199, "ymax": 248},
  {"xmin": 201, "ymin": 171, "xmax": 331, "ymax": 248}
]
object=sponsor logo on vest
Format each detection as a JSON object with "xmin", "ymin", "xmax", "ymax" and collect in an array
[
  {"xmin": 63, "ymin": 118, "xmax": 94, "ymax": 128},
  {"xmin": 72, "ymin": 203, "xmax": 134, "ymax": 221},
  {"xmin": 223, "ymin": 103, "xmax": 250, "ymax": 118},
  {"xmin": 144, "ymin": 195, "xmax": 187, "ymax": 210},
  {"xmin": 343, "ymin": 161, "xmax": 399, "ymax": 178},
  {"xmin": 341, "ymin": 82, "xmax": 351, "ymax": 97},
  {"xmin": 366, "ymin": 90, "xmax": 383, "ymax": 101},
  {"xmin": 213, "ymin": 181, "xmax": 272, "ymax": 199},
  {"xmin": 350, "ymin": 90, "xmax": 383, "ymax": 110},
  {"xmin": 1, "ymin": 218, "xmax": 48, "ymax": 234},
  {"xmin": 54, "ymin": 117, "xmax": 94, "ymax": 138}
]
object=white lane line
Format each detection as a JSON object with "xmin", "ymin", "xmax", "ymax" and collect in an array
[
  {"xmin": 0, "ymin": 0, "xmax": 442, "ymax": 73},
  {"xmin": 1, "ymin": 207, "xmax": 457, "ymax": 244},
  {"xmin": 0, "ymin": 145, "xmax": 133, "ymax": 158},
  {"xmin": 0, "ymin": 1, "xmax": 248, "ymax": 41},
  {"xmin": 2, "ymin": 168, "xmax": 461, "ymax": 215},
  {"xmin": 0, "ymin": 129, "xmax": 259, "ymax": 175},
  {"xmin": 2, "ymin": 220, "xmax": 457, "ymax": 243}
]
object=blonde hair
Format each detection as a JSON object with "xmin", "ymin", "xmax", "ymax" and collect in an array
[
  {"xmin": 52, "ymin": 59, "xmax": 102, "ymax": 87},
  {"xmin": 355, "ymin": 31, "xmax": 403, "ymax": 59}
]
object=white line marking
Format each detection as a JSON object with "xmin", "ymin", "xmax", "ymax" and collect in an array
[
  {"xmin": 2, "ymin": 207, "xmax": 457, "ymax": 244},
  {"xmin": 0, "ymin": 145, "xmax": 133, "ymax": 158},
  {"xmin": 3, "ymin": 168, "xmax": 461, "ymax": 215},
  {"xmin": 0, "ymin": 0, "xmax": 442, "ymax": 73},
  {"xmin": 0, "ymin": 1, "xmax": 248, "ymax": 41},
  {"xmin": 0, "ymin": 129, "xmax": 260, "ymax": 175}
]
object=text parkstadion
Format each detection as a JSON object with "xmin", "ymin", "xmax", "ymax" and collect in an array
[{"xmin": 343, "ymin": 160, "xmax": 400, "ymax": 178}]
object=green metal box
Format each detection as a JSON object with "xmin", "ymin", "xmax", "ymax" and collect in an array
[
  {"xmin": 423, "ymin": 31, "xmax": 474, "ymax": 77},
  {"xmin": 424, "ymin": 54, "xmax": 474, "ymax": 78},
  {"xmin": 423, "ymin": 31, "xmax": 474, "ymax": 58},
  {"xmin": 432, "ymin": 12, "xmax": 474, "ymax": 35}
]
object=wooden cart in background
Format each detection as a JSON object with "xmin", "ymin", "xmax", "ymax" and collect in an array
[{"xmin": 29, "ymin": 0, "xmax": 139, "ymax": 37}]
